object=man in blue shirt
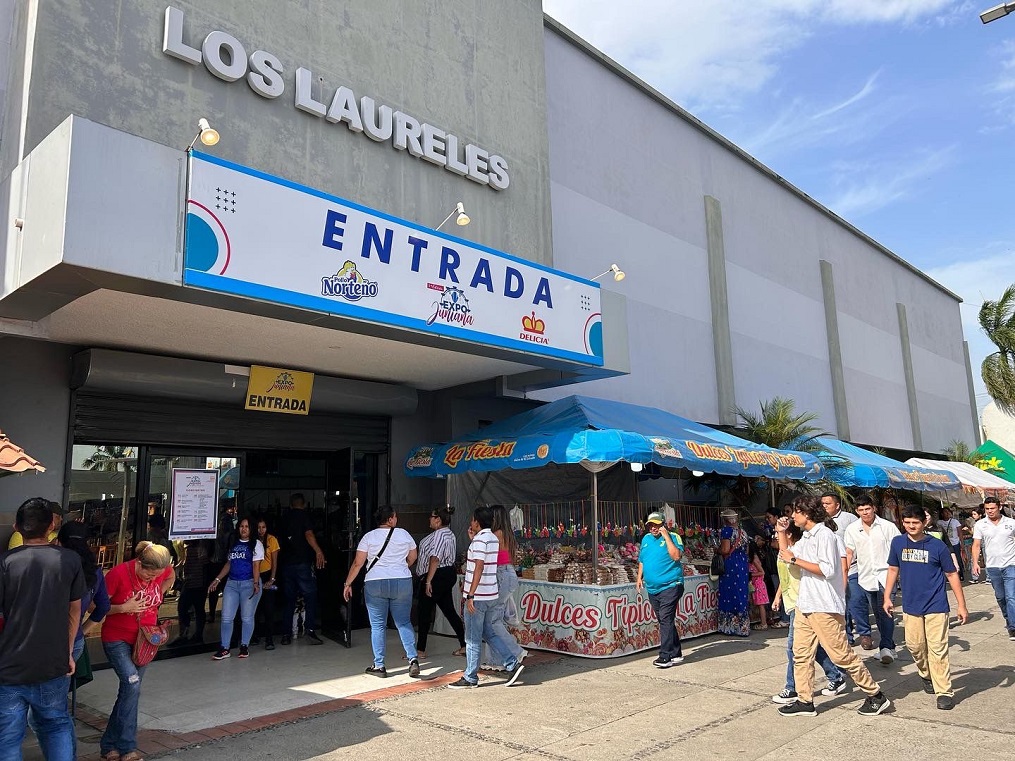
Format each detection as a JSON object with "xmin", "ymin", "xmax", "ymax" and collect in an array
[
  {"xmin": 885, "ymin": 504, "xmax": 968, "ymax": 711},
  {"xmin": 636, "ymin": 512, "xmax": 685, "ymax": 668}
]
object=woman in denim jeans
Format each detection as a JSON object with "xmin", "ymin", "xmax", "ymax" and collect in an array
[
  {"xmin": 481, "ymin": 506, "xmax": 526, "ymax": 672},
  {"xmin": 100, "ymin": 542, "xmax": 175, "ymax": 761},
  {"xmin": 208, "ymin": 518, "xmax": 264, "ymax": 660},
  {"xmin": 343, "ymin": 506, "xmax": 418, "ymax": 677}
]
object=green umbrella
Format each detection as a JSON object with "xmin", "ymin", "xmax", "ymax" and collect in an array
[{"xmin": 972, "ymin": 440, "xmax": 1015, "ymax": 484}]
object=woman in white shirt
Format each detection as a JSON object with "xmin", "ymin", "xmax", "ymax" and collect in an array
[{"xmin": 343, "ymin": 506, "xmax": 419, "ymax": 678}]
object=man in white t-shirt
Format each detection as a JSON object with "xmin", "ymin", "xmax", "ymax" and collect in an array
[
  {"xmin": 972, "ymin": 497, "xmax": 1015, "ymax": 640},
  {"xmin": 448, "ymin": 507, "xmax": 525, "ymax": 689},
  {"xmin": 937, "ymin": 506, "xmax": 964, "ymax": 582},
  {"xmin": 776, "ymin": 496, "xmax": 890, "ymax": 718},
  {"xmin": 845, "ymin": 496, "xmax": 900, "ymax": 665},
  {"xmin": 822, "ymin": 493, "xmax": 861, "ymax": 646}
]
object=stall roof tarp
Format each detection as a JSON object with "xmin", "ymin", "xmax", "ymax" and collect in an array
[
  {"xmin": 404, "ymin": 395, "xmax": 824, "ymax": 481},
  {"xmin": 814, "ymin": 438, "xmax": 958, "ymax": 491},
  {"xmin": 971, "ymin": 440, "xmax": 1015, "ymax": 484},
  {"xmin": 905, "ymin": 457, "xmax": 1015, "ymax": 499}
]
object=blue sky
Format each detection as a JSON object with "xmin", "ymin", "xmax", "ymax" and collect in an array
[{"xmin": 544, "ymin": 0, "xmax": 1015, "ymax": 423}]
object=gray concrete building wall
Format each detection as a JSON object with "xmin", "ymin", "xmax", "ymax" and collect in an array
[
  {"xmin": 539, "ymin": 22, "xmax": 975, "ymax": 453},
  {"xmin": 8, "ymin": 0, "xmax": 552, "ymax": 265},
  {"xmin": 0, "ymin": 337, "xmax": 76, "ymax": 544}
]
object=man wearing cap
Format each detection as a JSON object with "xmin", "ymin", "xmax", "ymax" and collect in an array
[
  {"xmin": 7, "ymin": 500, "xmax": 62, "ymax": 548},
  {"xmin": 636, "ymin": 512, "xmax": 686, "ymax": 668}
]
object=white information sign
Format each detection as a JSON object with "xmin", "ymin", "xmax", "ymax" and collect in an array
[
  {"xmin": 183, "ymin": 152, "xmax": 604, "ymax": 366},
  {"xmin": 169, "ymin": 469, "xmax": 220, "ymax": 541}
]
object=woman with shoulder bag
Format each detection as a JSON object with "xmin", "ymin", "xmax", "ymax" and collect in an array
[
  {"xmin": 100, "ymin": 542, "xmax": 175, "ymax": 761},
  {"xmin": 716, "ymin": 508, "xmax": 751, "ymax": 637},
  {"xmin": 343, "ymin": 506, "xmax": 418, "ymax": 678}
]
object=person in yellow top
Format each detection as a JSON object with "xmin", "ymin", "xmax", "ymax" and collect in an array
[
  {"xmin": 252, "ymin": 517, "xmax": 281, "ymax": 650},
  {"xmin": 8, "ymin": 501, "xmax": 62, "ymax": 548},
  {"xmin": 770, "ymin": 515, "xmax": 845, "ymax": 704}
]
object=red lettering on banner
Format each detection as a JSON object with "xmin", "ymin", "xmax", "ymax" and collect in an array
[
  {"xmin": 604, "ymin": 595, "xmax": 656, "ymax": 633},
  {"xmin": 520, "ymin": 590, "xmax": 601, "ymax": 631}
]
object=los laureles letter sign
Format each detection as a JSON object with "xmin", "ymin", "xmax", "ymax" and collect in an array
[{"xmin": 162, "ymin": 6, "xmax": 509, "ymax": 190}]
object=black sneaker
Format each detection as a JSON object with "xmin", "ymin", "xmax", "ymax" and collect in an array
[
  {"xmin": 212, "ymin": 648, "xmax": 230, "ymax": 660},
  {"xmin": 306, "ymin": 630, "xmax": 323, "ymax": 645},
  {"xmin": 265, "ymin": 639, "xmax": 275, "ymax": 651},
  {"xmin": 238, "ymin": 645, "xmax": 249, "ymax": 659},
  {"xmin": 365, "ymin": 666, "xmax": 387, "ymax": 677},
  {"xmin": 771, "ymin": 689, "xmax": 798, "ymax": 705},
  {"xmin": 857, "ymin": 692, "xmax": 891, "ymax": 716},
  {"xmin": 1009, "ymin": 630, "xmax": 1015, "ymax": 641},
  {"xmin": 936, "ymin": 695, "xmax": 954, "ymax": 710},
  {"xmin": 250, "ymin": 637, "xmax": 260, "ymax": 646},
  {"xmin": 820, "ymin": 679, "xmax": 846, "ymax": 696},
  {"xmin": 921, "ymin": 677, "xmax": 935, "ymax": 695},
  {"xmin": 281, "ymin": 634, "xmax": 292, "ymax": 645},
  {"xmin": 778, "ymin": 700, "xmax": 817, "ymax": 717},
  {"xmin": 447, "ymin": 677, "xmax": 478, "ymax": 689},
  {"xmin": 409, "ymin": 658, "xmax": 421, "ymax": 678},
  {"xmin": 652, "ymin": 657, "xmax": 672, "ymax": 668}
]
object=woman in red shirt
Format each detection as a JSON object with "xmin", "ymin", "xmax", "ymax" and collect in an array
[{"xmin": 99, "ymin": 542, "xmax": 175, "ymax": 761}]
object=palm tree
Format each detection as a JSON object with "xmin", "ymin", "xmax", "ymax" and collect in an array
[
  {"xmin": 734, "ymin": 397, "xmax": 828, "ymax": 450},
  {"xmin": 82, "ymin": 445, "xmax": 135, "ymax": 471},
  {"xmin": 941, "ymin": 440, "xmax": 979, "ymax": 465},
  {"xmin": 734, "ymin": 397, "xmax": 849, "ymax": 506},
  {"xmin": 979, "ymin": 284, "xmax": 1015, "ymax": 416}
]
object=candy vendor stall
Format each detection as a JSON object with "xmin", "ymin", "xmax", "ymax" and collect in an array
[
  {"xmin": 503, "ymin": 501, "xmax": 722, "ymax": 657},
  {"xmin": 407, "ymin": 395, "xmax": 825, "ymax": 658}
]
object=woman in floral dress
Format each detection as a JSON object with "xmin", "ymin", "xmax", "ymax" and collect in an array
[{"xmin": 717, "ymin": 508, "xmax": 751, "ymax": 636}]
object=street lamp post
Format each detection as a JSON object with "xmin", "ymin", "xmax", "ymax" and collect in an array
[{"xmin": 981, "ymin": 2, "xmax": 1015, "ymax": 23}]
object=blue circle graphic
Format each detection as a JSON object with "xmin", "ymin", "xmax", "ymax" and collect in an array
[
  {"xmin": 185, "ymin": 213, "xmax": 219, "ymax": 272},
  {"xmin": 589, "ymin": 322, "xmax": 604, "ymax": 358}
]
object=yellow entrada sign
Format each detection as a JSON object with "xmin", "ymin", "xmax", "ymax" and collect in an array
[{"xmin": 244, "ymin": 365, "xmax": 314, "ymax": 415}]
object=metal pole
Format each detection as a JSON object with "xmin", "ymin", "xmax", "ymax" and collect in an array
[{"xmin": 592, "ymin": 471, "xmax": 599, "ymax": 572}]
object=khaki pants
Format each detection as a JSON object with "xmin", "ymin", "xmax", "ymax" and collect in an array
[
  {"xmin": 793, "ymin": 611, "xmax": 880, "ymax": 703},
  {"xmin": 904, "ymin": 612, "xmax": 952, "ymax": 696}
]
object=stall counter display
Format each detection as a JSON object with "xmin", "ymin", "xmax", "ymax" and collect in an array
[
  {"xmin": 432, "ymin": 573, "xmax": 720, "ymax": 659},
  {"xmin": 510, "ymin": 575, "xmax": 717, "ymax": 658}
]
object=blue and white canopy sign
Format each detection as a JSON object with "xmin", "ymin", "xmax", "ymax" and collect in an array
[{"xmin": 184, "ymin": 153, "xmax": 604, "ymax": 366}]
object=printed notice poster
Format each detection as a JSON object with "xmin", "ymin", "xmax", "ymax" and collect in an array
[{"xmin": 169, "ymin": 469, "xmax": 220, "ymax": 541}]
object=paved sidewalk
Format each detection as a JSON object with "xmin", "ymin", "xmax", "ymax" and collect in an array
[{"xmin": 23, "ymin": 581, "xmax": 1015, "ymax": 759}]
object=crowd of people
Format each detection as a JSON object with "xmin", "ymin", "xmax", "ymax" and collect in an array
[{"xmin": 2, "ymin": 490, "xmax": 1014, "ymax": 759}]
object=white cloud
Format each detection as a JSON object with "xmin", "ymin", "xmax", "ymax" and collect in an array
[
  {"xmin": 822, "ymin": 146, "xmax": 955, "ymax": 217},
  {"xmin": 543, "ymin": 0, "xmax": 960, "ymax": 110}
]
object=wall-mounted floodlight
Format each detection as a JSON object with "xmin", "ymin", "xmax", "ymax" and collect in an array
[
  {"xmin": 436, "ymin": 202, "xmax": 470, "ymax": 231},
  {"xmin": 592, "ymin": 264, "xmax": 626, "ymax": 282},
  {"xmin": 187, "ymin": 118, "xmax": 220, "ymax": 151}
]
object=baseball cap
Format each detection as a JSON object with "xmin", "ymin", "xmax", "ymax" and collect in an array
[{"xmin": 646, "ymin": 511, "xmax": 665, "ymax": 525}]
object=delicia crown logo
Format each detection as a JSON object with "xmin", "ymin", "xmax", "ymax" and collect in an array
[
  {"xmin": 521, "ymin": 312, "xmax": 545, "ymax": 335},
  {"xmin": 322, "ymin": 260, "xmax": 379, "ymax": 301},
  {"xmin": 520, "ymin": 311, "xmax": 548, "ymax": 345}
]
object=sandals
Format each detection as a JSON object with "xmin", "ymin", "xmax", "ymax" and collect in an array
[
  {"xmin": 752, "ymin": 623, "xmax": 769, "ymax": 630},
  {"xmin": 452, "ymin": 646, "xmax": 466, "ymax": 656},
  {"xmin": 122, "ymin": 752, "xmax": 145, "ymax": 761},
  {"xmin": 101, "ymin": 753, "xmax": 121, "ymax": 761}
]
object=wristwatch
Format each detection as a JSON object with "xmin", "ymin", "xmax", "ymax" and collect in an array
[
  {"xmin": 789, "ymin": 556, "xmax": 798, "ymax": 564},
  {"xmin": 464, "ymin": 593, "xmax": 475, "ymax": 600}
]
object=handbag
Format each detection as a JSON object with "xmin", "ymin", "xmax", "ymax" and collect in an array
[
  {"xmin": 709, "ymin": 553, "xmax": 725, "ymax": 581},
  {"xmin": 133, "ymin": 619, "xmax": 170, "ymax": 667},
  {"xmin": 129, "ymin": 563, "xmax": 170, "ymax": 667}
]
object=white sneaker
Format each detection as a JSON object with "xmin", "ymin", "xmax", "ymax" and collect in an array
[
  {"xmin": 879, "ymin": 648, "xmax": 895, "ymax": 665},
  {"xmin": 480, "ymin": 662, "xmax": 506, "ymax": 672}
]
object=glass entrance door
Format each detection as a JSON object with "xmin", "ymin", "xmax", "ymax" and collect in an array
[{"xmin": 140, "ymin": 448, "xmax": 243, "ymax": 647}]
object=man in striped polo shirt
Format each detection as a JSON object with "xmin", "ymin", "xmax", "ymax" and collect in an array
[{"xmin": 448, "ymin": 506, "xmax": 525, "ymax": 688}]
